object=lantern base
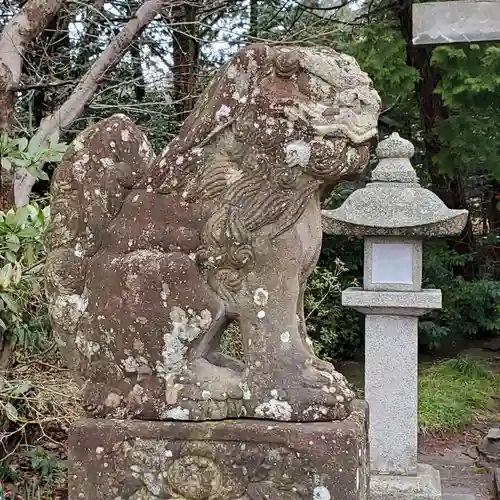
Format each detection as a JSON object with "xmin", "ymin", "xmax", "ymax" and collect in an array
[{"xmin": 370, "ymin": 464, "xmax": 442, "ymax": 500}]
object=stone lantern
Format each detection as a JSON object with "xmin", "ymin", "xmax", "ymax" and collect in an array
[{"xmin": 322, "ymin": 133, "xmax": 468, "ymax": 500}]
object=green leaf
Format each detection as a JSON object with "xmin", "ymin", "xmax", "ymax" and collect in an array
[
  {"xmin": 27, "ymin": 203, "xmax": 39, "ymax": 221},
  {"xmin": 1, "ymin": 157, "xmax": 11, "ymax": 171},
  {"xmin": 5, "ymin": 402, "xmax": 18, "ymax": 422},
  {"xmin": 7, "ymin": 233, "xmax": 19, "ymax": 244},
  {"xmin": 37, "ymin": 169, "xmax": 49, "ymax": 181},
  {"xmin": 49, "ymin": 131, "xmax": 60, "ymax": 149},
  {"xmin": 24, "ymin": 244, "xmax": 35, "ymax": 266},
  {"xmin": 0, "ymin": 264, "xmax": 13, "ymax": 287},
  {"xmin": 0, "ymin": 292, "xmax": 19, "ymax": 313},
  {"xmin": 16, "ymin": 137, "xmax": 28, "ymax": 152},
  {"xmin": 27, "ymin": 134, "xmax": 43, "ymax": 155},
  {"xmin": 42, "ymin": 206, "xmax": 51, "ymax": 223},
  {"xmin": 17, "ymin": 226, "xmax": 39, "ymax": 239},
  {"xmin": 4, "ymin": 251, "xmax": 17, "ymax": 264},
  {"xmin": 11, "ymin": 380, "xmax": 31, "ymax": 395},
  {"xmin": 12, "ymin": 157, "xmax": 31, "ymax": 168},
  {"xmin": 27, "ymin": 166, "xmax": 49, "ymax": 181},
  {"xmin": 14, "ymin": 205, "xmax": 31, "ymax": 226},
  {"xmin": 6, "ymin": 233, "xmax": 20, "ymax": 252},
  {"xmin": 45, "ymin": 151, "xmax": 65, "ymax": 162}
]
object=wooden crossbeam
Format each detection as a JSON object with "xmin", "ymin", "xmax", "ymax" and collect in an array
[{"xmin": 412, "ymin": 0, "xmax": 500, "ymax": 45}]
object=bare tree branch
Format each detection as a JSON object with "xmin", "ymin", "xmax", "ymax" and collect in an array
[
  {"xmin": 291, "ymin": 0, "xmax": 356, "ymax": 11},
  {"xmin": 0, "ymin": 0, "xmax": 67, "ymax": 208},
  {"xmin": 14, "ymin": 0, "xmax": 167, "ymax": 207},
  {"xmin": 0, "ymin": 0, "xmax": 67, "ymax": 130}
]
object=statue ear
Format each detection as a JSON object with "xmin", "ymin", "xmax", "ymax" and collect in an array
[{"xmin": 273, "ymin": 50, "xmax": 301, "ymax": 78}]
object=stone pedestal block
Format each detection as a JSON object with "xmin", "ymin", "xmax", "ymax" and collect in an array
[
  {"xmin": 370, "ymin": 464, "xmax": 442, "ymax": 500},
  {"xmin": 68, "ymin": 402, "xmax": 368, "ymax": 500}
]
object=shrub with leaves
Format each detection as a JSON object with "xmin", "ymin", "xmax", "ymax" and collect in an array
[
  {"xmin": 0, "ymin": 133, "xmax": 67, "ymax": 183},
  {"xmin": 420, "ymin": 241, "xmax": 500, "ymax": 351},
  {"xmin": 304, "ymin": 260, "xmax": 362, "ymax": 361},
  {"xmin": 0, "ymin": 203, "xmax": 51, "ymax": 361},
  {"xmin": 0, "ymin": 203, "xmax": 67, "ymax": 456}
]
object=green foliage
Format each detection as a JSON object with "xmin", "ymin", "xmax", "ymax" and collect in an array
[
  {"xmin": 432, "ymin": 44, "xmax": 500, "ymax": 107},
  {"xmin": 24, "ymin": 448, "xmax": 66, "ymax": 485},
  {"xmin": 219, "ymin": 322, "xmax": 244, "ymax": 360},
  {"xmin": 431, "ymin": 44, "xmax": 500, "ymax": 181},
  {"xmin": 0, "ymin": 132, "xmax": 67, "ymax": 182},
  {"xmin": 304, "ymin": 260, "xmax": 362, "ymax": 361},
  {"xmin": 419, "ymin": 356, "xmax": 500, "ymax": 434},
  {"xmin": 0, "ymin": 203, "xmax": 50, "ymax": 354},
  {"xmin": 419, "ymin": 242, "xmax": 500, "ymax": 350},
  {"xmin": 0, "ymin": 379, "xmax": 29, "ymax": 426},
  {"xmin": 0, "ymin": 448, "xmax": 66, "ymax": 500}
]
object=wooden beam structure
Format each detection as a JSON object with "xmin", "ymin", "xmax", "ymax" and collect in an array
[{"xmin": 412, "ymin": 0, "xmax": 500, "ymax": 46}]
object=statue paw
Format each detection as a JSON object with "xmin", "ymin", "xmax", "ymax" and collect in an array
[
  {"xmin": 243, "ymin": 358, "xmax": 356, "ymax": 422},
  {"xmin": 160, "ymin": 358, "xmax": 246, "ymax": 420},
  {"xmin": 308, "ymin": 355, "xmax": 336, "ymax": 373}
]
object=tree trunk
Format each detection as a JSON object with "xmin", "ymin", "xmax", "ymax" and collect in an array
[
  {"xmin": 0, "ymin": 0, "xmax": 66, "ymax": 130},
  {"xmin": 397, "ymin": 0, "xmax": 474, "ymax": 264},
  {"xmin": 249, "ymin": 0, "xmax": 259, "ymax": 40},
  {"xmin": 74, "ymin": 0, "xmax": 106, "ymax": 72},
  {"xmin": 127, "ymin": 2, "xmax": 146, "ymax": 103},
  {"xmin": 23, "ymin": 9, "xmax": 71, "ymax": 128},
  {"xmin": 171, "ymin": 3, "xmax": 200, "ymax": 124}
]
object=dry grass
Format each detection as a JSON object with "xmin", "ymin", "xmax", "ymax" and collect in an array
[{"xmin": 0, "ymin": 347, "xmax": 83, "ymax": 462}]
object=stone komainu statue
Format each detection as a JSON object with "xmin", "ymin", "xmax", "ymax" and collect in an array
[{"xmin": 45, "ymin": 44, "xmax": 381, "ymax": 422}]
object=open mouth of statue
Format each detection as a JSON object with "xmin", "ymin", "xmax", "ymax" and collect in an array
[{"xmin": 314, "ymin": 122, "xmax": 378, "ymax": 145}]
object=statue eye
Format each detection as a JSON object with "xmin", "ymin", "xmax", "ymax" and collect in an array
[
  {"xmin": 339, "ymin": 90, "xmax": 358, "ymax": 106},
  {"xmin": 274, "ymin": 51, "xmax": 300, "ymax": 78},
  {"xmin": 322, "ymin": 107, "xmax": 340, "ymax": 119}
]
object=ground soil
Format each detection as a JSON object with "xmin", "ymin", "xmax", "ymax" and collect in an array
[{"xmin": 419, "ymin": 429, "xmax": 495, "ymax": 500}]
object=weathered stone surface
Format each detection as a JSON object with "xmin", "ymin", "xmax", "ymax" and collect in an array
[
  {"xmin": 477, "ymin": 428, "xmax": 500, "ymax": 466},
  {"xmin": 412, "ymin": 1, "xmax": 500, "ymax": 46},
  {"xmin": 341, "ymin": 288, "xmax": 442, "ymax": 316},
  {"xmin": 487, "ymin": 428, "xmax": 500, "ymax": 441},
  {"xmin": 364, "ymin": 315, "xmax": 418, "ymax": 476},
  {"xmin": 68, "ymin": 401, "xmax": 369, "ymax": 500},
  {"xmin": 45, "ymin": 44, "xmax": 381, "ymax": 422},
  {"xmin": 321, "ymin": 133, "xmax": 468, "ymax": 238},
  {"xmin": 371, "ymin": 464, "xmax": 442, "ymax": 500},
  {"xmin": 494, "ymin": 468, "xmax": 499, "ymax": 500}
]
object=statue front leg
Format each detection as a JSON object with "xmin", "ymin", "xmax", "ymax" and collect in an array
[{"xmin": 237, "ymin": 272, "xmax": 354, "ymax": 421}]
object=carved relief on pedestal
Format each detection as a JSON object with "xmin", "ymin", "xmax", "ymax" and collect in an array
[{"xmin": 113, "ymin": 439, "xmax": 321, "ymax": 500}]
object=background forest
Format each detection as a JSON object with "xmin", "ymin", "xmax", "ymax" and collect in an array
[{"xmin": 0, "ymin": 0, "xmax": 500, "ymax": 497}]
